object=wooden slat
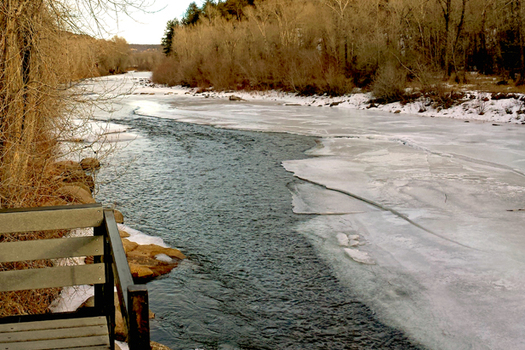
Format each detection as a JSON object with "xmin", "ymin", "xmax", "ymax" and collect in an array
[
  {"xmin": 0, "ymin": 325, "xmax": 107, "ymax": 343},
  {"xmin": 104, "ymin": 209, "xmax": 133, "ymax": 332},
  {"xmin": 0, "ymin": 204, "xmax": 103, "ymax": 234},
  {"xmin": 59, "ymin": 347, "xmax": 111, "ymax": 350},
  {"xmin": 0, "ymin": 334, "xmax": 110, "ymax": 349},
  {"xmin": 0, "ymin": 317, "xmax": 110, "ymax": 350},
  {"xmin": 0, "ymin": 317, "xmax": 107, "ymax": 333},
  {"xmin": 0, "ymin": 264, "xmax": 105, "ymax": 292},
  {"xmin": 58, "ymin": 347, "xmax": 111, "ymax": 350},
  {"xmin": 0, "ymin": 236, "xmax": 103, "ymax": 263}
]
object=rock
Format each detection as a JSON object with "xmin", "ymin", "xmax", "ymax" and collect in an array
[
  {"xmin": 127, "ymin": 262, "xmax": 155, "ymax": 281},
  {"xmin": 394, "ymin": 110, "xmax": 401, "ymax": 114},
  {"xmin": 151, "ymin": 341, "xmax": 172, "ymax": 350},
  {"xmin": 50, "ymin": 160, "xmax": 83, "ymax": 174},
  {"xmin": 229, "ymin": 95, "xmax": 243, "ymax": 101},
  {"xmin": 41, "ymin": 198, "xmax": 69, "ymax": 207},
  {"xmin": 57, "ymin": 185, "xmax": 95, "ymax": 204},
  {"xmin": 80, "ymin": 158, "xmax": 101, "ymax": 171},
  {"xmin": 114, "ymin": 293, "xmax": 126, "ymax": 340},
  {"xmin": 58, "ymin": 170, "xmax": 95, "ymax": 191},
  {"xmin": 65, "ymin": 181, "xmax": 91, "ymax": 194},
  {"xmin": 114, "ymin": 209, "xmax": 124, "ymax": 224},
  {"xmin": 80, "ymin": 296, "xmax": 95, "ymax": 309},
  {"xmin": 122, "ymin": 239, "xmax": 139, "ymax": 253},
  {"xmin": 119, "ymin": 229, "xmax": 130, "ymax": 238},
  {"xmin": 128, "ymin": 259, "xmax": 177, "ymax": 283},
  {"xmin": 48, "ymin": 161, "xmax": 95, "ymax": 191},
  {"xmin": 128, "ymin": 244, "xmax": 186, "ymax": 260}
]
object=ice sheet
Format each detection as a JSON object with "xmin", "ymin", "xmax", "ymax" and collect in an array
[{"xmin": 89, "ymin": 72, "xmax": 525, "ymax": 350}]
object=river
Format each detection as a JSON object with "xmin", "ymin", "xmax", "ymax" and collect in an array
[{"xmin": 92, "ymin": 72, "xmax": 525, "ymax": 350}]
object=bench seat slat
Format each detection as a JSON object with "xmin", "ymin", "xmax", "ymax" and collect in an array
[
  {"xmin": 0, "ymin": 316, "xmax": 107, "ymax": 333},
  {"xmin": 0, "ymin": 335, "xmax": 110, "ymax": 349},
  {"xmin": 0, "ymin": 236, "xmax": 104, "ymax": 263},
  {"xmin": 0, "ymin": 264, "xmax": 105, "ymax": 292},
  {"xmin": 0, "ymin": 204, "xmax": 103, "ymax": 234},
  {"xmin": 0, "ymin": 316, "xmax": 109, "ymax": 350},
  {"xmin": 0, "ymin": 324, "xmax": 108, "ymax": 343},
  {"xmin": 58, "ymin": 347, "xmax": 112, "ymax": 350}
]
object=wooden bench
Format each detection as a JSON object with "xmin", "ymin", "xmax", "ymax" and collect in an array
[{"xmin": 0, "ymin": 203, "xmax": 150, "ymax": 350}]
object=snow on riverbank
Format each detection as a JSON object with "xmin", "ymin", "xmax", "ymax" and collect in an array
[
  {"xmin": 90, "ymin": 72, "xmax": 525, "ymax": 350},
  {"xmin": 124, "ymin": 71, "xmax": 525, "ymax": 125}
]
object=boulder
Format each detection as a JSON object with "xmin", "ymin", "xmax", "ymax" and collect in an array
[
  {"xmin": 49, "ymin": 160, "xmax": 83, "ymax": 174},
  {"xmin": 41, "ymin": 198, "xmax": 69, "ymax": 207},
  {"xmin": 119, "ymin": 229, "xmax": 130, "ymax": 238},
  {"xmin": 151, "ymin": 341, "xmax": 172, "ymax": 350},
  {"xmin": 128, "ymin": 244, "xmax": 186, "ymax": 260},
  {"xmin": 114, "ymin": 293, "xmax": 126, "ymax": 340},
  {"xmin": 80, "ymin": 158, "xmax": 101, "ymax": 171},
  {"xmin": 57, "ymin": 185, "xmax": 95, "ymax": 204},
  {"xmin": 123, "ymin": 240, "xmax": 185, "ymax": 282},
  {"xmin": 114, "ymin": 209, "xmax": 124, "ymax": 224},
  {"xmin": 65, "ymin": 181, "xmax": 91, "ymax": 194},
  {"xmin": 121, "ymin": 239, "xmax": 139, "ymax": 253},
  {"xmin": 128, "ymin": 259, "xmax": 177, "ymax": 283},
  {"xmin": 229, "ymin": 95, "xmax": 244, "ymax": 101}
]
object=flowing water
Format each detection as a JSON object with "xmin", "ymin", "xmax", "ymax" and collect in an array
[{"xmin": 97, "ymin": 115, "xmax": 422, "ymax": 350}]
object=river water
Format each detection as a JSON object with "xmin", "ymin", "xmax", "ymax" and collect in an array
[
  {"xmin": 97, "ymin": 116, "xmax": 421, "ymax": 349},
  {"xmin": 90, "ymin": 72, "xmax": 525, "ymax": 350}
]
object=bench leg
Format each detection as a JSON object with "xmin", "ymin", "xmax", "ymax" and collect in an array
[{"xmin": 127, "ymin": 285, "xmax": 150, "ymax": 350}]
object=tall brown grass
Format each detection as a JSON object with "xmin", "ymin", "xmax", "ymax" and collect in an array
[
  {"xmin": 154, "ymin": 0, "xmax": 525, "ymax": 97},
  {"xmin": 0, "ymin": 1, "xmax": 135, "ymax": 316}
]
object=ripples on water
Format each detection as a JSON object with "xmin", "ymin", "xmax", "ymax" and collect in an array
[{"xmin": 98, "ymin": 117, "xmax": 423, "ymax": 350}]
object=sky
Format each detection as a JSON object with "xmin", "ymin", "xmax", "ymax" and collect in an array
[{"xmin": 103, "ymin": 0, "xmax": 200, "ymax": 45}]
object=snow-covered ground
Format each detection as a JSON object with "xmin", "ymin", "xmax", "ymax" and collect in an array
[{"xmin": 88, "ymin": 72, "xmax": 525, "ymax": 350}]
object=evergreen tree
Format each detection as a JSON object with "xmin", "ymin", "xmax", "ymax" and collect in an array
[
  {"xmin": 182, "ymin": 2, "xmax": 202, "ymax": 26},
  {"xmin": 161, "ymin": 19, "xmax": 180, "ymax": 56}
]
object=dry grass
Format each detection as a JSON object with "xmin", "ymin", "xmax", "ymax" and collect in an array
[{"xmin": 0, "ymin": 1, "xmax": 111, "ymax": 317}]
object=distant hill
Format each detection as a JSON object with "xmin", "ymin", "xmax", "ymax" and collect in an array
[{"xmin": 129, "ymin": 44, "xmax": 162, "ymax": 53}]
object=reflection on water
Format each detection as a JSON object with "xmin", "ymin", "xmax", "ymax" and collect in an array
[{"xmin": 98, "ymin": 117, "xmax": 422, "ymax": 350}]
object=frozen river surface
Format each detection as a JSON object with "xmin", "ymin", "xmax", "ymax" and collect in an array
[{"xmin": 93, "ymin": 73, "xmax": 525, "ymax": 350}]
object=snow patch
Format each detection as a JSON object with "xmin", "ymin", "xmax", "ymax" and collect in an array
[{"xmin": 343, "ymin": 248, "xmax": 376, "ymax": 265}]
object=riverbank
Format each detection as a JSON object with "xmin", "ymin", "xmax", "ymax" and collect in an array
[{"xmin": 131, "ymin": 72, "xmax": 525, "ymax": 125}]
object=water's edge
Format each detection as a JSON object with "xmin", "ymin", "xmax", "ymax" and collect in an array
[{"xmin": 98, "ymin": 116, "xmax": 423, "ymax": 350}]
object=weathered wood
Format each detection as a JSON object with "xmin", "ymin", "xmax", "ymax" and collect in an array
[
  {"xmin": 59, "ymin": 347, "xmax": 112, "ymax": 350},
  {"xmin": 0, "ymin": 203, "xmax": 103, "ymax": 234},
  {"xmin": 0, "ymin": 236, "xmax": 103, "ymax": 263},
  {"xmin": 0, "ymin": 205, "xmax": 150, "ymax": 350},
  {"xmin": 104, "ymin": 209, "xmax": 133, "ymax": 333},
  {"xmin": 0, "ymin": 334, "xmax": 110, "ymax": 349},
  {"xmin": 127, "ymin": 285, "xmax": 150, "ymax": 350},
  {"xmin": 0, "ymin": 316, "xmax": 110, "ymax": 350},
  {"xmin": 100, "ymin": 222, "xmax": 115, "ymax": 350},
  {"xmin": 0, "ymin": 316, "xmax": 107, "ymax": 333},
  {"xmin": 0, "ymin": 264, "xmax": 105, "ymax": 292},
  {"xmin": 0, "ymin": 324, "xmax": 108, "ymax": 342}
]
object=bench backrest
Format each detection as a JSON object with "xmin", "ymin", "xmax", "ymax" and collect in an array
[
  {"xmin": 0, "ymin": 204, "xmax": 106, "ymax": 292},
  {"xmin": 0, "ymin": 203, "xmax": 151, "ymax": 350}
]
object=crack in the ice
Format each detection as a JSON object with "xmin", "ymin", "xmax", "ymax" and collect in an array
[
  {"xmin": 392, "ymin": 138, "xmax": 525, "ymax": 179},
  {"xmin": 293, "ymin": 175, "xmax": 481, "ymax": 251},
  {"xmin": 326, "ymin": 135, "xmax": 525, "ymax": 179}
]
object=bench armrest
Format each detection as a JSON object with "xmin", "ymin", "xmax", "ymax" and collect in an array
[{"xmin": 103, "ymin": 209, "xmax": 150, "ymax": 350}]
